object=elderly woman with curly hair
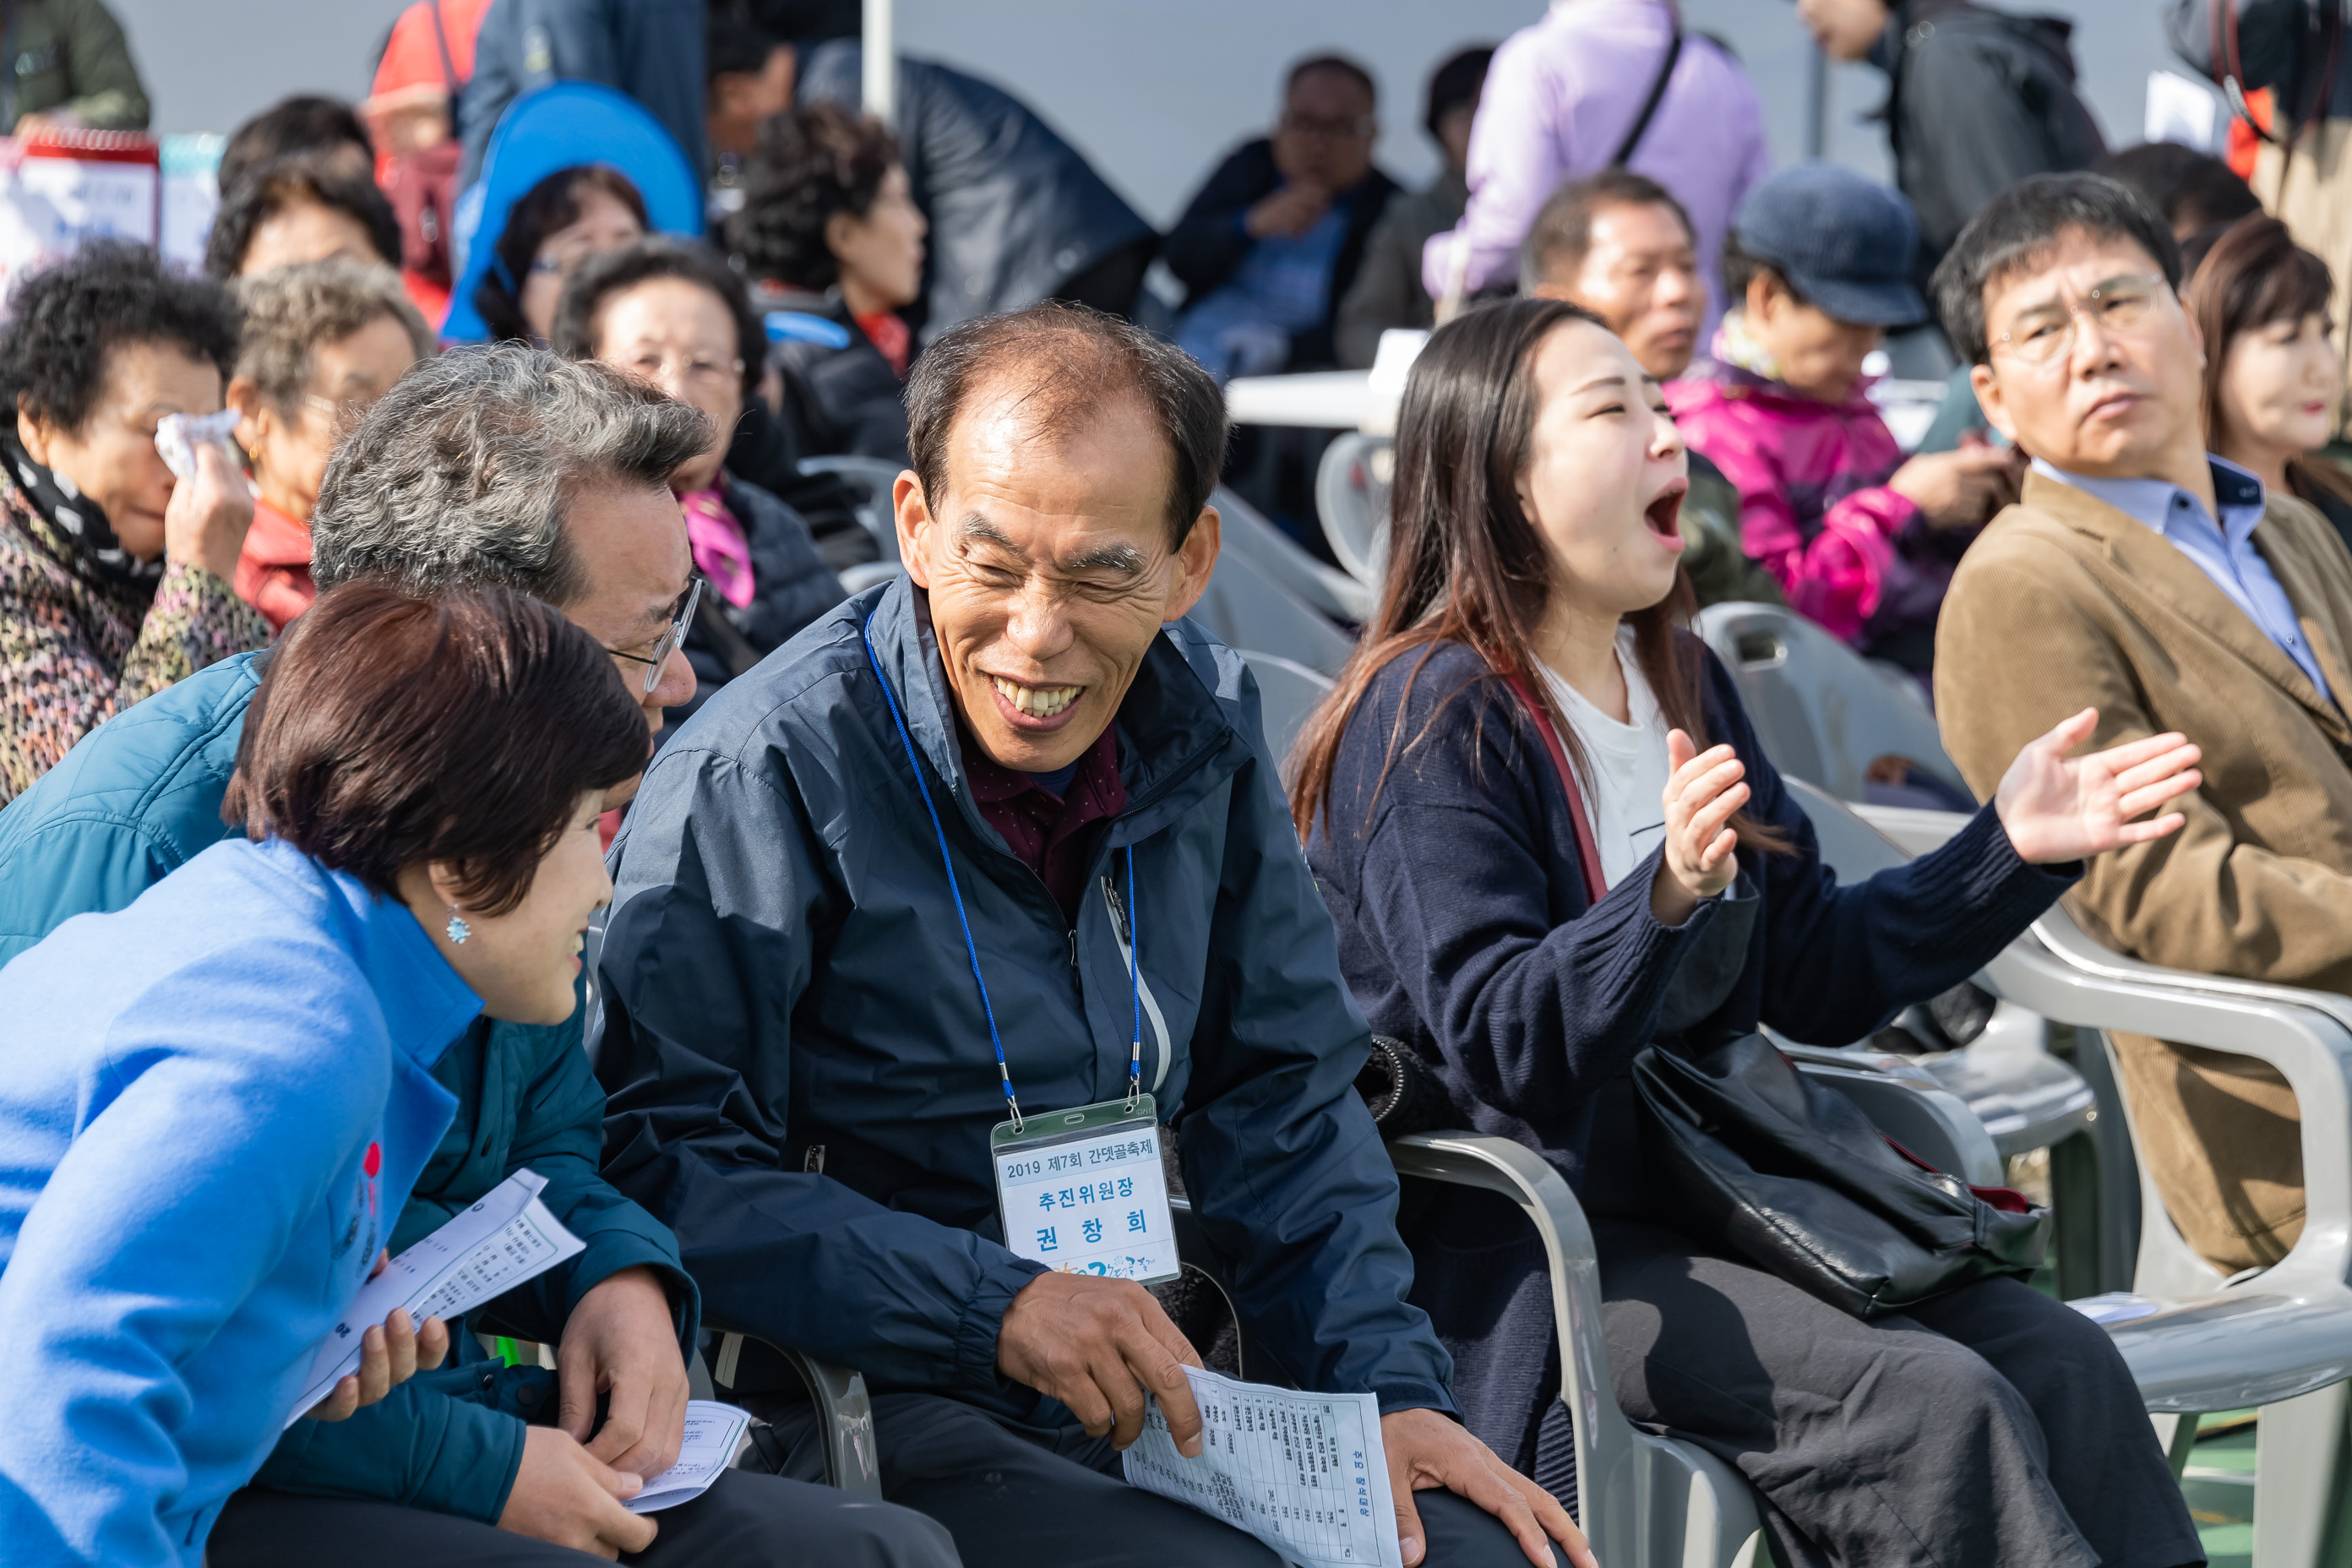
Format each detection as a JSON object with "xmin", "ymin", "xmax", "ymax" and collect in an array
[
  {"xmin": 553, "ymin": 237, "xmax": 844, "ymax": 729},
  {"xmin": 0, "ymin": 242, "xmax": 264, "ymax": 806},
  {"xmin": 226, "ymin": 260, "xmax": 432, "ymax": 631}
]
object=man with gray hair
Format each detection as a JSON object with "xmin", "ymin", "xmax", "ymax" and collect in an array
[{"xmin": 0, "ymin": 343, "xmax": 960, "ymax": 1568}]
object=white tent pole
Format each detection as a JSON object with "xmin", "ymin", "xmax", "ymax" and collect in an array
[{"xmin": 863, "ymin": 0, "xmax": 896, "ymax": 130}]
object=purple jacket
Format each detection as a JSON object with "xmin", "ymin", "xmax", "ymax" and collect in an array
[
  {"xmin": 1669, "ymin": 357, "xmax": 1968, "ymax": 672},
  {"xmin": 1421, "ymin": 0, "xmax": 1768, "ymax": 340}
]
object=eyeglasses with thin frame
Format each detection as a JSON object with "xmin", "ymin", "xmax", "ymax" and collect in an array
[
  {"xmin": 1991, "ymin": 272, "xmax": 2171, "ymax": 369},
  {"xmin": 606, "ymin": 576, "xmax": 702, "ymax": 694}
]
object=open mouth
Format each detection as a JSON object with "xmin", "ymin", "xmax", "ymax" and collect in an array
[
  {"xmin": 1644, "ymin": 482, "xmax": 1688, "ymax": 541},
  {"xmin": 988, "ymin": 673, "xmax": 1084, "ymax": 723}
]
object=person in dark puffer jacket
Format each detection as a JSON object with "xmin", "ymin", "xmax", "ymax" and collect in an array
[{"xmin": 1293, "ymin": 297, "xmax": 2207, "ymax": 1568}]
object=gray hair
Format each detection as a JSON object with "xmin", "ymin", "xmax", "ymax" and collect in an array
[
  {"xmin": 310, "ymin": 345, "xmax": 711, "ymax": 605},
  {"xmin": 231, "ymin": 259, "xmax": 433, "ymax": 411}
]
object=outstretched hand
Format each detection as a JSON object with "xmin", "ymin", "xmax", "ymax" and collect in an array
[{"xmin": 1993, "ymin": 708, "xmax": 2201, "ymax": 865}]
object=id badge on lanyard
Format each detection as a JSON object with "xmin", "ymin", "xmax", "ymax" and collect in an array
[
  {"xmin": 863, "ymin": 613, "xmax": 1179, "ymax": 1286},
  {"xmin": 991, "ymin": 1094, "xmax": 1179, "ymax": 1283}
]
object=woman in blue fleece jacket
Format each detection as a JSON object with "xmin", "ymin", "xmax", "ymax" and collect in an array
[
  {"xmin": 0, "ymin": 582, "xmax": 647, "ymax": 1568},
  {"xmin": 1293, "ymin": 300, "xmax": 2210, "ymax": 1568}
]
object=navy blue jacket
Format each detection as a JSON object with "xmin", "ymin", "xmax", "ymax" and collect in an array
[
  {"xmin": 594, "ymin": 580, "xmax": 1455, "ymax": 1420},
  {"xmin": 0, "ymin": 653, "xmax": 694, "ymax": 1525},
  {"xmin": 1304, "ymin": 638, "xmax": 2076, "ymax": 1473},
  {"xmin": 1305, "ymin": 640, "xmax": 2077, "ymax": 1199}
]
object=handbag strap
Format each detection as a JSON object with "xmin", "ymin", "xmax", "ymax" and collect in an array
[
  {"xmin": 1504, "ymin": 673, "xmax": 1609, "ymax": 904},
  {"xmin": 1609, "ymin": 28, "xmax": 1685, "ymax": 167}
]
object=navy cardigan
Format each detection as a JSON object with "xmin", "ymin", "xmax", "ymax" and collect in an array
[{"xmin": 1304, "ymin": 638, "xmax": 2078, "ymax": 1200}]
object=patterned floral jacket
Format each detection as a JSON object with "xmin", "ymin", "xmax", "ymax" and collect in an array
[{"xmin": 0, "ymin": 474, "xmax": 269, "ymax": 807}]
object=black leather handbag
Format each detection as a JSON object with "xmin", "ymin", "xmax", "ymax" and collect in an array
[{"xmin": 1632, "ymin": 1032, "xmax": 2050, "ymax": 1319}]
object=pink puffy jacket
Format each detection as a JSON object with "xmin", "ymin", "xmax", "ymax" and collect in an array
[{"xmin": 1668, "ymin": 359, "xmax": 1966, "ymax": 670}]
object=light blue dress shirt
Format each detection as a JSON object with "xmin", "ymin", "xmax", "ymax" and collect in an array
[{"xmin": 2032, "ymin": 455, "xmax": 2333, "ymax": 700}]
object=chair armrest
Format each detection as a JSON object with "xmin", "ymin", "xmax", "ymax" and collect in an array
[
  {"xmin": 705, "ymin": 1328, "xmax": 881, "ymax": 1498},
  {"xmin": 1384, "ymin": 1134, "xmax": 1637, "ymax": 1497},
  {"xmin": 1981, "ymin": 908, "xmax": 2352, "ymax": 1290}
]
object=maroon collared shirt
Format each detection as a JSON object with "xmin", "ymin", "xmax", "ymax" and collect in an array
[{"xmin": 961, "ymin": 720, "xmax": 1126, "ymax": 922}]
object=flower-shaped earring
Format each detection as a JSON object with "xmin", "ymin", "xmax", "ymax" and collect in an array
[{"xmin": 444, "ymin": 905, "xmax": 471, "ymax": 945}]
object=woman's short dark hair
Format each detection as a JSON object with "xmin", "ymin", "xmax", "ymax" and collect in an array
[
  {"xmin": 204, "ymin": 154, "xmax": 401, "ymax": 280},
  {"xmin": 0, "ymin": 241, "xmax": 242, "ymax": 433},
  {"xmin": 551, "ymin": 237, "xmax": 764, "ymax": 397},
  {"xmin": 476, "ymin": 164, "xmax": 651, "ymax": 343},
  {"xmin": 219, "ymin": 95, "xmax": 373, "ymax": 197},
  {"xmin": 904, "ymin": 302, "xmax": 1228, "ymax": 547},
  {"xmin": 729, "ymin": 101, "xmax": 898, "ymax": 291},
  {"xmin": 1931, "ymin": 172, "xmax": 2180, "ymax": 366},
  {"xmin": 226, "ymin": 581, "xmax": 647, "ymax": 917}
]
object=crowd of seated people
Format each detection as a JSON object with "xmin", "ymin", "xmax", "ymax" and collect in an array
[{"xmin": 7, "ymin": 7, "xmax": 2352, "ymax": 1566}]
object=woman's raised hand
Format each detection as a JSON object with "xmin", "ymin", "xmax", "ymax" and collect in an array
[
  {"xmin": 1993, "ymin": 708, "xmax": 2202, "ymax": 865},
  {"xmin": 1652, "ymin": 729, "xmax": 1748, "ymax": 924}
]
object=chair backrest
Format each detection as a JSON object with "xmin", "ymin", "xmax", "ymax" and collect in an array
[
  {"xmin": 1192, "ymin": 487, "xmax": 1363, "ymax": 678},
  {"xmin": 1237, "ymin": 650, "xmax": 1335, "ymax": 769},
  {"xmin": 1314, "ymin": 431, "xmax": 1391, "ymax": 589},
  {"xmin": 1693, "ymin": 601, "xmax": 1966, "ymax": 803},
  {"xmin": 1211, "ymin": 482, "xmax": 1375, "ymax": 629},
  {"xmin": 798, "ymin": 455, "xmax": 906, "ymax": 564}
]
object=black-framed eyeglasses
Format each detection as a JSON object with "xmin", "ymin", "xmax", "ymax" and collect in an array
[{"xmin": 606, "ymin": 576, "xmax": 701, "ymax": 694}]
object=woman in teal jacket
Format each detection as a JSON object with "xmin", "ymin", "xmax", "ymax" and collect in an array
[{"xmin": 0, "ymin": 582, "xmax": 647, "ymax": 1566}]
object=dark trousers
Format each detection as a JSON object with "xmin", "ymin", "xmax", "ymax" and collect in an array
[
  {"xmin": 205, "ymin": 1469, "xmax": 959, "ymax": 1567},
  {"xmin": 1595, "ymin": 1218, "xmax": 2207, "ymax": 1568},
  {"xmin": 751, "ymin": 1389, "xmax": 1557, "ymax": 1568}
]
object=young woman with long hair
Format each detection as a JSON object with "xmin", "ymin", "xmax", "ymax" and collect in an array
[{"xmin": 1290, "ymin": 297, "xmax": 2209, "ymax": 1568}]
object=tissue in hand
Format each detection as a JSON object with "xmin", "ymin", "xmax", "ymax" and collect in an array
[{"xmin": 155, "ymin": 409, "xmax": 242, "ymax": 481}]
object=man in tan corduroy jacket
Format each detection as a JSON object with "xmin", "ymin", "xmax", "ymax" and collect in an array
[{"xmin": 1933, "ymin": 173, "xmax": 2352, "ymax": 1276}]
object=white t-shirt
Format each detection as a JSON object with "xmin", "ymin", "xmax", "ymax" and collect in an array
[{"xmin": 1537, "ymin": 627, "xmax": 1672, "ymax": 890}]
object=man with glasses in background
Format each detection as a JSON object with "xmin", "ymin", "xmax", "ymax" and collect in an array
[
  {"xmin": 1935, "ymin": 172, "xmax": 2352, "ymax": 1282},
  {"xmin": 1163, "ymin": 53, "xmax": 1398, "ymax": 379},
  {"xmin": 0, "ymin": 346, "xmax": 957, "ymax": 1565}
]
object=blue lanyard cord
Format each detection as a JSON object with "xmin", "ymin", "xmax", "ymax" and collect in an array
[
  {"xmin": 1124, "ymin": 847, "xmax": 1141, "ymax": 1111},
  {"xmin": 861, "ymin": 612, "xmax": 1144, "ymax": 1132},
  {"xmin": 863, "ymin": 618, "xmax": 1021, "ymax": 1131}
]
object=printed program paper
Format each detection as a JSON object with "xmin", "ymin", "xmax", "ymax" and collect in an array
[
  {"xmin": 286, "ymin": 1168, "xmax": 585, "ymax": 1425},
  {"xmin": 1124, "ymin": 1366, "xmax": 1403, "ymax": 1568}
]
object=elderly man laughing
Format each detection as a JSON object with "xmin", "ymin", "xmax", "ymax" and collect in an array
[{"xmin": 594, "ymin": 304, "xmax": 1587, "ymax": 1568}]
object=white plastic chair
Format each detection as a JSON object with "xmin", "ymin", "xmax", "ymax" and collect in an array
[
  {"xmin": 1188, "ymin": 486, "xmax": 1364, "ymax": 678},
  {"xmin": 1314, "ymin": 431, "xmax": 1391, "ymax": 590},
  {"xmin": 1805, "ymin": 786, "xmax": 2352, "ymax": 1567},
  {"xmin": 1235, "ymin": 651, "xmax": 1333, "ymax": 773},
  {"xmin": 1693, "ymin": 601, "xmax": 1967, "ymax": 805}
]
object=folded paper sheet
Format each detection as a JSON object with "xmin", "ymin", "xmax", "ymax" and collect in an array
[
  {"xmin": 625, "ymin": 1401, "xmax": 755, "ymax": 1514},
  {"xmin": 286, "ymin": 1168, "xmax": 584, "ymax": 1425}
]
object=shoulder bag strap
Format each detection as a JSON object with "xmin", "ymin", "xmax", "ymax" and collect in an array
[
  {"xmin": 1502, "ymin": 673, "xmax": 1609, "ymax": 904},
  {"xmin": 1609, "ymin": 27, "xmax": 1685, "ymax": 167}
]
